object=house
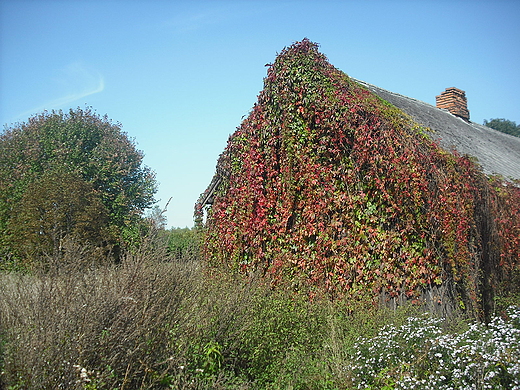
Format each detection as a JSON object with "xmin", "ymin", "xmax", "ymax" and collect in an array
[
  {"xmin": 355, "ymin": 81, "xmax": 520, "ymax": 181},
  {"xmin": 198, "ymin": 82, "xmax": 520, "ymax": 211},
  {"xmin": 195, "ymin": 37, "xmax": 520, "ymax": 318}
]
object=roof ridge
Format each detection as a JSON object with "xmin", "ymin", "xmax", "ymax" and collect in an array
[{"xmin": 353, "ymin": 78, "xmax": 474, "ymax": 124}]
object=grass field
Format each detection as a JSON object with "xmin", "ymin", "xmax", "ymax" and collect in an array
[{"xmin": 1, "ymin": 234, "xmax": 518, "ymax": 389}]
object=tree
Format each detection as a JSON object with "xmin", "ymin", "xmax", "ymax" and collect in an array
[
  {"xmin": 0, "ymin": 107, "xmax": 157, "ymax": 264},
  {"xmin": 144, "ymin": 205, "xmax": 168, "ymax": 231},
  {"xmin": 483, "ymin": 118, "xmax": 520, "ymax": 137},
  {"xmin": 9, "ymin": 168, "xmax": 109, "ymax": 264}
]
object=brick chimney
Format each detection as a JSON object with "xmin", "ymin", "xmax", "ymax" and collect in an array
[{"xmin": 436, "ymin": 87, "xmax": 470, "ymax": 121}]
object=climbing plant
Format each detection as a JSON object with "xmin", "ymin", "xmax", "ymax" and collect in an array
[{"xmin": 200, "ymin": 39, "xmax": 520, "ymax": 316}]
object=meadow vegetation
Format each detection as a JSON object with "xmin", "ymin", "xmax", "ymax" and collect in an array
[
  {"xmin": 1, "ymin": 39, "xmax": 519, "ymax": 389},
  {"xmin": 0, "ymin": 228, "xmax": 519, "ymax": 389}
]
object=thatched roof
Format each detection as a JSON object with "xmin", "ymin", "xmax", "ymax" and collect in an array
[{"xmin": 355, "ymin": 79, "xmax": 520, "ymax": 181}]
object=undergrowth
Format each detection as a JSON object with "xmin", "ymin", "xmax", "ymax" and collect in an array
[{"xmin": 0, "ymin": 231, "xmax": 518, "ymax": 389}]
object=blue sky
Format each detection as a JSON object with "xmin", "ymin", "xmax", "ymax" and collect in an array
[{"xmin": 1, "ymin": 0, "xmax": 519, "ymax": 228}]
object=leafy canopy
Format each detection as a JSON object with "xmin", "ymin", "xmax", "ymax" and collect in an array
[
  {"xmin": 484, "ymin": 118, "xmax": 520, "ymax": 138},
  {"xmin": 0, "ymin": 107, "xmax": 157, "ymax": 263}
]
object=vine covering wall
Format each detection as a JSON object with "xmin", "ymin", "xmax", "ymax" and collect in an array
[{"xmin": 198, "ymin": 39, "xmax": 520, "ymax": 317}]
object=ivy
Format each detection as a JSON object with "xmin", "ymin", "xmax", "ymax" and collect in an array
[{"xmin": 199, "ymin": 39, "xmax": 520, "ymax": 315}]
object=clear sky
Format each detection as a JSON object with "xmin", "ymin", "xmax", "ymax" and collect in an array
[{"xmin": 1, "ymin": 0, "xmax": 519, "ymax": 228}]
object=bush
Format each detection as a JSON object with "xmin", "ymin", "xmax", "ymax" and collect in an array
[
  {"xmin": 349, "ymin": 307, "xmax": 520, "ymax": 389},
  {"xmin": 0, "ymin": 244, "xmax": 196, "ymax": 388},
  {"xmin": 1, "ymin": 232, "xmax": 518, "ymax": 389},
  {"xmin": 167, "ymin": 227, "xmax": 201, "ymax": 262}
]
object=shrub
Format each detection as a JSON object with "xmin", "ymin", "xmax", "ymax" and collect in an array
[
  {"xmin": 348, "ymin": 306, "xmax": 520, "ymax": 389},
  {"xmin": 0, "ymin": 237, "xmax": 199, "ymax": 389},
  {"xmin": 167, "ymin": 227, "xmax": 201, "ymax": 262}
]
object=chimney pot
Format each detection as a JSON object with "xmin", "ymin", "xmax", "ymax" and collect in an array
[{"xmin": 436, "ymin": 87, "xmax": 470, "ymax": 121}]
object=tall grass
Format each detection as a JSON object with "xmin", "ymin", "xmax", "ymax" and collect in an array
[
  {"xmin": 0, "ymin": 239, "xmax": 199, "ymax": 388},
  {"xmin": 0, "ymin": 231, "xmax": 517, "ymax": 389}
]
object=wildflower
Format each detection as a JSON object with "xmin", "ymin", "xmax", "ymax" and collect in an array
[
  {"xmin": 73, "ymin": 364, "xmax": 91, "ymax": 383},
  {"xmin": 347, "ymin": 306, "xmax": 520, "ymax": 389}
]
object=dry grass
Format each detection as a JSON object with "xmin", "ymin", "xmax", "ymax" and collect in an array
[
  {"xmin": 0, "ymin": 232, "xmax": 456, "ymax": 390},
  {"xmin": 0, "ymin": 238, "xmax": 204, "ymax": 388},
  {"xmin": 0, "ymin": 230, "xmax": 283, "ymax": 389}
]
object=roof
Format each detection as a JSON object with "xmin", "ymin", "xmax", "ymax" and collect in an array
[
  {"xmin": 199, "ymin": 79, "xmax": 520, "ymax": 210},
  {"xmin": 355, "ymin": 79, "xmax": 520, "ymax": 181}
]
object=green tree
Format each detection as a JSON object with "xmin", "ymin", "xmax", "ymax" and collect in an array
[
  {"xmin": 167, "ymin": 228, "xmax": 201, "ymax": 261},
  {"xmin": 0, "ymin": 107, "xmax": 157, "ymax": 264},
  {"xmin": 483, "ymin": 118, "xmax": 520, "ymax": 137},
  {"xmin": 9, "ymin": 168, "xmax": 109, "ymax": 264}
]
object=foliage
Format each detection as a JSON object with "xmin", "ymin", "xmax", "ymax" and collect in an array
[
  {"xmin": 200, "ymin": 39, "xmax": 520, "ymax": 317},
  {"xmin": 167, "ymin": 227, "xmax": 201, "ymax": 261},
  {"xmin": 484, "ymin": 118, "xmax": 520, "ymax": 138},
  {"xmin": 349, "ymin": 306, "xmax": 520, "ymax": 389},
  {"xmin": 8, "ymin": 168, "xmax": 110, "ymax": 267},
  {"xmin": 1, "ymin": 238, "xmax": 517, "ymax": 389},
  {"xmin": 0, "ymin": 107, "xmax": 157, "ymax": 264}
]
